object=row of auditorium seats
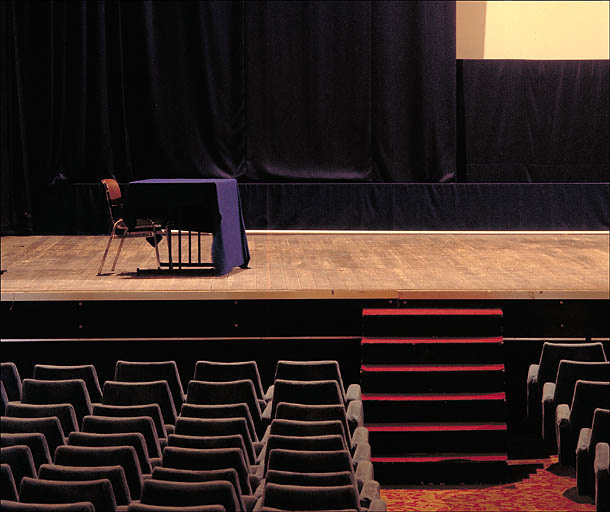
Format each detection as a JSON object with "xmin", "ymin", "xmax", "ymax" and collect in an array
[
  {"xmin": 526, "ymin": 342, "xmax": 609, "ymax": 512},
  {"xmin": 1, "ymin": 360, "xmax": 386, "ymax": 511}
]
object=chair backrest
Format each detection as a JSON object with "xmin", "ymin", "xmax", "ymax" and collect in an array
[
  {"xmin": 101, "ymin": 179, "xmax": 123, "ymax": 224},
  {"xmin": 103, "ymin": 380, "xmax": 177, "ymax": 426},
  {"xmin": 33, "ymin": 365, "xmax": 102, "ymax": 403},
  {"xmin": 264, "ymin": 434, "xmax": 347, "ymax": 472},
  {"xmin": 0, "ymin": 445, "xmax": 37, "ymax": 489},
  {"xmin": 0, "ymin": 499, "xmax": 96, "ymax": 512},
  {"xmin": 6, "ymin": 402, "xmax": 79, "ymax": 436},
  {"xmin": 1, "ymin": 416, "xmax": 64, "ymax": 459},
  {"xmin": 21, "ymin": 379, "xmax": 92, "ymax": 427},
  {"xmin": 38, "ymin": 463, "xmax": 131, "ymax": 506},
  {"xmin": 186, "ymin": 380, "xmax": 262, "ymax": 419},
  {"xmin": 1, "ymin": 362, "xmax": 22, "ymax": 402},
  {"xmin": 269, "ymin": 418, "xmax": 347, "ymax": 443},
  {"xmin": 1, "ymin": 463, "xmax": 19, "ymax": 501},
  {"xmin": 127, "ymin": 504, "xmax": 227, "ymax": 512},
  {"xmin": 590, "ymin": 408, "xmax": 610, "ymax": 449},
  {"xmin": 93, "ymin": 403, "xmax": 167, "ymax": 439},
  {"xmin": 168, "ymin": 434, "xmax": 252, "ymax": 466},
  {"xmin": 194, "ymin": 361, "xmax": 265, "ymax": 401},
  {"xmin": 271, "ymin": 379, "xmax": 344, "ymax": 419},
  {"xmin": 0, "ymin": 434, "xmax": 50, "ymax": 472},
  {"xmin": 69, "ymin": 430, "xmax": 152, "ymax": 475},
  {"xmin": 261, "ymin": 482, "xmax": 360, "ymax": 512},
  {"xmin": 554, "ymin": 360, "xmax": 610, "ymax": 406},
  {"xmin": 19, "ymin": 477, "xmax": 117, "ymax": 512},
  {"xmin": 538, "ymin": 342, "xmax": 607, "ymax": 386},
  {"xmin": 274, "ymin": 360, "xmax": 347, "ymax": 400},
  {"xmin": 266, "ymin": 448, "xmax": 353, "ymax": 475},
  {"xmin": 1, "ymin": 381, "xmax": 8, "ymax": 415},
  {"xmin": 114, "ymin": 361, "xmax": 185, "ymax": 410},
  {"xmin": 265, "ymin": 469, "xmax": 357, "ymax": 489},
  {"xmin": 54, "ymin": 444, "xmax": 143, "ymax": 500},
  {"xmin": 140, "ymin": 479, "xmax": 243, "ymax": 511},
  {"xmin": 174, "ymin": 417, "xmax": 256, "ymax": 466},
  {"xmin": 82, "ymin": 414, "xmax": 161, "ymax": 459},
  {"xmin": 180, "ymin": 403, "xmax": 258, "ymax": 443},
  {"xmin": 570, "ymin": 380, "xmax": 610, "ymax": 432},
  {"xmin": 161, "ymin": 446, "xmax": 252, "ymax": 496},
  {"xmin": 151, "ymin": 466, "xmax": 243, "ymax": 494}
]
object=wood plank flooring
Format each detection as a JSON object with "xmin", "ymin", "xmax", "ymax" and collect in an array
[{"xmin": 1, "ymin": 233, "xmax": 608, "ymax": 300}]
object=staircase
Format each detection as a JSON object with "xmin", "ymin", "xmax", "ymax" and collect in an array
[{"xmin": 361, "ymin": 308, "xmax": 508, "ymax": 484}]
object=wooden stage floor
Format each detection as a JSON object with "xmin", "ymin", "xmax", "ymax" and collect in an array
[{"xmin": 1, "ymin": 232, "xmax": 608, "ymax": 301}]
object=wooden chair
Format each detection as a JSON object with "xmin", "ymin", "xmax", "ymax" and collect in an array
[{"xmin": 98, "ymin": 178, "xmax": 164, "ymax": 275}]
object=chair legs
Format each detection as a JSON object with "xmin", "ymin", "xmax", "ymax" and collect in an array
[
  {"xmin": 98, "ymin": 233, "xmax": 116, "ymax": 275},
  {"xmin": 99, "ymin": 228, "xmax": 163, "ymax": 275},
  {"xmin": 111, "ymin": 237, "xmax": 125, "ymax": 272}
]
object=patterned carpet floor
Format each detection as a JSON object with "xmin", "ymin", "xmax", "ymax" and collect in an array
[{"xmin": 380, "ymin": 456, "xmax": 595, "ymax": 511}]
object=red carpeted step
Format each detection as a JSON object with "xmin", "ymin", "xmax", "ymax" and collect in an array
[
  {"xmin": 362, "ymin": 308, "xmax": 503, "ymax": 338},
  {"xmin": 360, "ymin": 363, "xmax": 505, "ymax": 393},
  {"xmin": 361, "ymin": 337, "xmax": 503, "ymax": 364},
  {"xmin": 362, "ymin": 392, "xmax": 506, "ymax": 422}
]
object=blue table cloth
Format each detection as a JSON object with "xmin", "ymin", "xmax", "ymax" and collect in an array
[{"xmin": 126, "ymin": 179, "xmax": 250, "ymax": 275}]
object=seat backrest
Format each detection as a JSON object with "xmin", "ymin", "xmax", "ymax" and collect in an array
[
  {"xmin": 81, "ymin": 414, "xmax": 161, "ymax": 459},
  {"xmin": 33, "ymin": 365, "xmax": 102, "ymax": 403},
  {"xmin": 265, "ymin": 469, "xmax": 356, "ymax": 489},
  {"xmin": 1, "ymin": 416, "xmax": 64, "ymax": 459},
  {"xmin": 262, "ymin": 482, "xmax": 360, "ymax": 512},
  {"xmin": 590, "ymin": 408, "xmax": 610, "ymax": 449},
  {"xmin": 554, "ymin": 360, "xmax": 610, "ymax": 406},
  {"xmin": 275, "ymin": 402, "xmax": 352, "ymax": 446},
  {"xmin": 1, "ymin": 463, "xmax": 19, "ymax": 501},
  {"xmin": 570, "ymin": 381, "xmax": 610, "ymax": 432},
  {"xmin": 186, "ymin": 380, "xmax": 262, "ymax": 420},
  {"xmin": 114, "ymin": 361, "xmax": 185, "ymax": 410},
  {"xmin": 6, "ymin": 402, "xmax": 79, "ymax": 436},
  {"xmin": 127, "ymin": 504, "xmax": 227, "ymax": 512},
  {"xmin": 194, "ymin": 361, "xmax": 265, "ymax": 401},
  {"xmin": 151, "ymin": 466, "xmax": 243, "ymax": 501},
  {"xmin": 0, "ymin": 499, "xmax": 96, "ymax": 512},
  {"xmin": 1, "ymin": 362, "xmax": 22, "ymax": 402},
  {"xmin": 39, "ymin": 463, "xmax": 131, "ymax": 506},
  {"xmin": 274, "ymin": 361, "xmax": 346, "ymax": 400},
  {"xmin": 1, "ymin": 381, "xmax": 8, "ymax": 415},
  {"xmin": 174, "ymin": 417, "xmax": 255, "ymax": 466},
  {"xmin": 54, "ymin": 444, "xmax": 143, "ymax": 500},
  {"xmin": 0, "ymin": 434, "xmax": 50, "ymax": 472},
  {"xmin": 103, "ymin": 380, "xmax": 177, "ymax": 426},
  {"xmin": 266, "ymin": 448, "xmax": 353, "ymax": 474},
  {"xmin": 269, "ymin": 418, "xmax": 347, "ymax": 442},
  {"xmin": 69, "ymin": 430, "xmax": 152, "ymax": 475},
  {"xmin": 93, "ymin": 403, "xmax": 167, "ymax": 439},
  {"xmin": 140, "ymin": 479, "xmax": 243, "ymax": 511},
  {"xmin": 180, "ymin": 403, "xmax": 258, "ymax": 443},
  {"xmin": 0, "ymin": 445, "xmax": 37, "ymax": 489},
  {"xmin": 161, "ymin": 446, "xmax": 251, "ymax": 496},
  {"xmin": 21, "ymin": 379, "xmax": 92, "ymax": 426},
  {"xmin": 271, "ymin": 379, "xmax": 344, "ymax": 419},
  {"xmin": 264, "ymin": 434, "xmax": 347, "ymax": 472},
  {"xmin": 19, "ymin": 476, "xmax": 117, "ymax": 512},
  {"xmin": 168, "ymin": 434, "xmax": 252, "ymax": 466},
  {"xmin": 538, "ymin": 342, "xmax": 607, "ymax": 385}
]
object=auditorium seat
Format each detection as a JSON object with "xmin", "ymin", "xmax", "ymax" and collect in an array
[
  {"xmin": 180, "ymin": 403, "xmax": 259, "ymax": 443},
  {"xmin": 54, "ymin": 445, "xmax": 143, "ymax": 501},
  {"xmin": 174, "ymin": 416, "xmax": 261, "ymax": 466},
  {"xmin": 528, "ymin": 342, "xmax": 607, "ymax": 432},
  {"xmin": 193, "ymin": 361, "xmax": 267, "ymax": 406},
  {"xmin": 1, "ymin": 416, "xmax": 65, "ymax": 460},
  {"xmin": 542, "ymin": 361, "xmax": 610, "ymax": 452},
  {"xmin": 114, "ymin": 361, "xmax": 185, "ymax": 412},
  {"xmin": 103, "ymin": 381, "xmax": 177, "ymax": 431},
  {"xmin": 93, "ymin": 403, "xmax": 168, "ymax": 447},
  {"xmin": 39, "ymin": 464, "xmax": 132, "ymax": 507},
  {"xmin": 68, "ymin": 431, "xmax": 153, "ymax": 475},
  {"xmin": 556, "ymin": 380, "xmax": 610, "ymax": 465},
  {"xmin": 268, "ymin": 360, "xmax": 361, "ymax": 405},
  {"xmin": 81, "ymin": 415, "xmax": 162, "ymax": 463},
  {"xmin": 20, "ymin": 379, "xmax": 93, "ymax": 428},
  {"xmin": 152, "ymin": 466, "xmax": 243, "ymax": 495},
  {"xmin": 577, "ymin": 408, "xmax": 610, "ymax": 496},
  {"xmin": 169, "ymin": 434, "xmax": 249, "ymax": 464},
  {"xmin": 0, "ymin": 500, "xmax": 95, "ymax": 512},
  {"xmin": 186, "ymin": 380, "xmax": 267, "ymax": 439},
  {"xmin": 1, "ymin": 381, "xmax": 8, "ymax": 415},
  {"xmin": 1, "ymin": 362, "xmax": 22, "ymax": 402},
  {"xmin": 1, "ymin": 463, "xmax": 19, "ymax": 501},
  {"xmin": 0, "ymin": 445, "xmax": 37, "ymax": 489},
  {"xmin": 127, "ymin": 505, "xmax": 226, "ymax": 512},
  {"xmin": 6, "ymin": 403, "xmax": 79, "ymax": 436},
  {"xmin": 33, "ymin": 365, "xmax": 103, "ymax": 404},
  {"xmin": 595, "ymin": 442, "xmax": 609, "ymax": 512},
  {"xmin": 19, "ymin": 477, "xmax": 119, "ymax": 512},
  {"xmin": 1, "ymin": 434, "xmax": 51, "ymax": 472},
  {"xmin": 138, "ymin": 479, "xmax": 243, "ymax": 511}
]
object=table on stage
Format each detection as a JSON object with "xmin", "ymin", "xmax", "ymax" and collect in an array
[{"xmin": 125, "ymin": 178, "xmax": 250, "ymax": 275}]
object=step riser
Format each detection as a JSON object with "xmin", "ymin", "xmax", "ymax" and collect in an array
[
  {"xmin": 368, "ymin": 430, "xmax": 507, "ymax": 455},
  {"xmin": 363, "ymin": 399, "xmax": 506, "ymax": 423},
  {"xmin": 362, "ymin": 315, "xmax": 502, "ymax": 338},
  {"xmin": 361, "ymin": 370, "xmax": 505, "ymax": 393},
  {"xmin": 372, "ymin": 460, "xmax": 507, "ymax": 485},
  {"xmin": 362, "ymin": 342, "xmax": 503, "ymax": 364}
]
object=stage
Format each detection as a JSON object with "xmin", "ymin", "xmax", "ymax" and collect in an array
[{"xmin": 1, "ymin": 231, "xmax": 608, "ymax": 301}]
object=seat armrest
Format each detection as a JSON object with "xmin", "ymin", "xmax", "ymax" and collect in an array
[
  {"xmin": 542, "ymin": 382, "xmax": 556, "ymax": 404},
  {"xmin": 347, "ymin": 399, "xmax": 364, "ymax": 433},
  {"xmin": 262, "ymin": 401, "xmax": 272, "ymax": 421},
  {"xmin": 346, "ymin": 383, "xmax": 362, "ymax": 403},
  {"xmin": 356, "ymin": 460, "xmax": 374, "ymax": 483},
  {"xmin": 556, "ymin": 403, "xmax": 572, "ymax": 464},
  {"xmin": 354, "ymin": 442, "xmax": 372, "ymax": 464},
  {"xmin": 243, "ymin": 494, "xmax": 258, "ymax": 512},
  {"xmin": 253, "ymin": 496, "xmax": 263, "ymax": 512},
  {"xmin": 595, "ymin": 442, "xmax": 610, "ymax": 472},
  {"xmin": 359, "ymin": 480, "xmax": 381, "ymax": 509},
  {"xmin": 264, "ymin": 385, "xmax": 274, "ymax": 402},
  {"xmin": 249, "ymin": 472, "xmax": 261, "ymax": 493},
  {"xmin": 577, "ymin": 428, "xmax": 592, "ymax": 454},
  {"xmin": 556, "ymin": 404, "xmax": 571, "ymax": 427},
  {"xmin": 541, "ymin": 382, "xmax": 557, "ymax": 443},
  {"xmin": 369, "ymin": 498, "xmax": 388, "ymax": 512},
  {"xmin": 527, "ymin": 364, "xmax": 540, "ymax": 386}
]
